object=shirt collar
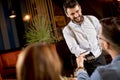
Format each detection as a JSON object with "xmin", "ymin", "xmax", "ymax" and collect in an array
[{"xmin": 68, "ymin": 21, "xmax": 78, "ymax": 27}]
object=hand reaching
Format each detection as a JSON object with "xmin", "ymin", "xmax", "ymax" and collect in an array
[{"xmin": 76, "ymin": 53, "xmax": 86, "ymax": 68}]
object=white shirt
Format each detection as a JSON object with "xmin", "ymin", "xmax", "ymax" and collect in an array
[{"xmin": 62, "ymin": 15, "xmax": 101, "ymax": 58}]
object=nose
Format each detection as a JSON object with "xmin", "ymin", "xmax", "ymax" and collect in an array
[
  {"xmin": 74, "ymin": 13, "xmax": 79, "ymax": 18},
  {"xmin": 74, "ymin": 13, "xmax": 79, "ymax": 17}
]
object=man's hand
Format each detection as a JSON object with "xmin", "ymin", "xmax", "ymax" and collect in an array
[{"xmin": 76, "ymin": 53, "xmax": 86, "ymax": 68}]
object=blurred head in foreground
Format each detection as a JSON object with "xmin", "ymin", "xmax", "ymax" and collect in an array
[
  {"xmin": 99, "ymin": 16, "xmax": 120, "ymax": 58},
  {"xmin": 16, "ymin": 43, "xmax": 61, "ymax": 80}
]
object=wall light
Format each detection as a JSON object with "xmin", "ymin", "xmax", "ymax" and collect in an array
[
  {"xmin": 23, "ymin": 14, "xmax": 31, "ymax": 21},
  {"xmin": 9, "ymin": 10, "xmax": 16, "ymax": 18}
]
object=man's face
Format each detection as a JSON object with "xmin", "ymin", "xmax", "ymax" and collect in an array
[{"xmin": 66, "ymin": 5, "xmax": 82, "ymax": 23}]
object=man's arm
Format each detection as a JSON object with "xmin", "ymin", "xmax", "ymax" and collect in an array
[
  {"xmin": 76, "ymin": 54, "xmax": 103, "ymax": 80},
  {"xmin": 62, "ymin": 26, "xmax": 88, "ymax": 57},
  {"xmin": 77, "ymin": 69, "xmax": 102, "ymax": 80}
]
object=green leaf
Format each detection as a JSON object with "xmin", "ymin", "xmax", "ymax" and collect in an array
[{"xmin": 25, "ymin": 15, "xmax": 57, "ymax": 45}]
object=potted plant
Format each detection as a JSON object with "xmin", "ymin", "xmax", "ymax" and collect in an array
[
  {"xmin": 25, "ymin": 15, "xmax": 57, "ymax": 45},
  {"xmin": 25, "ymin": 15, "xmax": 58, "ymax": 51}
]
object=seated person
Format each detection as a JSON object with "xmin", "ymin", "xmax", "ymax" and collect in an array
[
  {"xmin": 76, "ymin": 17, "xmax": 120, "ymax": 80},
  {"xmin": 16, "ymin": 43, "xmax": 62, "ymax": 80}
]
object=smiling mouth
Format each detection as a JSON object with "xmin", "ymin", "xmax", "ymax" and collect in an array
[
  {"xmin": 75, "ymin": 16, "xmax": 80, "ymax": 19},
  {"xmin": 73, "ymin": 16, "xmax": 84, "ymax": 23},
  {"xmin": 74, "ymin": 17, "xmax": 80, "ymax": 21}
]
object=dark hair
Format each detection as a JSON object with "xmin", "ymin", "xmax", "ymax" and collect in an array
[
  {"xmin": 100, "ymin": 17, "xmax": 120, "ymax": 51},
  {"xmin": 63, "ymin": 0, "xmax": 80, "ymax": 13}
]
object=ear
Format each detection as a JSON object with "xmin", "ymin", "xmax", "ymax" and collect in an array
[
  {"xmin": 65, "ymin": 12, "xmax": 69, "ymax": 17},
  {"xmin": 104, "ymin": 41, "xmax": 110, "ymax": 50}
]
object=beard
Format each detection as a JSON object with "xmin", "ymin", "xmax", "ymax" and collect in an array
[
  {"xmin": 102, "ymin": 49, "xmax": 109, "ymax": 55},
  {"xmin": 72, "ymin": 15, "xmax": 84, "ymax": 24}
]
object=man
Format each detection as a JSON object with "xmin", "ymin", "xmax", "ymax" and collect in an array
[
  {"xmin": 62, "ymin": 0, "xmax": 106, "ymax": 75},
  {"xmin": 76, "ymin": 17, "xmax": 120, "ymax": 80}
]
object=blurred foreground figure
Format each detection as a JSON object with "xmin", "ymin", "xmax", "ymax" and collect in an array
[
  {"xmin": 16, "ymin": 43, "xmax": 61, "ymax": 80},
  {"xmin": 76, "ymin": 17, "xmax": 120, "ymax": 80}
]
